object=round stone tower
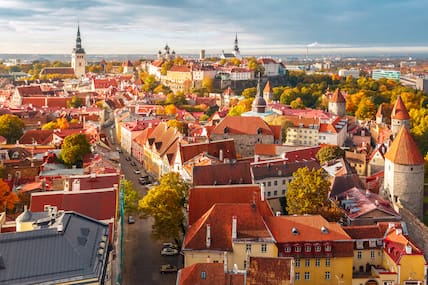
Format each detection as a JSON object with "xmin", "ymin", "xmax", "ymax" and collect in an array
[
  {"xmin": 328, "ymin": 88, "xmax": 346, "ymax": 117},
  {"xmin": 383, "ymin": 126, "xmax": 425, "ymax": 219}
]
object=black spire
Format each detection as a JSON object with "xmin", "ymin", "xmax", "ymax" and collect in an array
[
  {"xmin": 234, "ymin": 33, "xmax": 239, "ymax": 53},
  {"xmin": 73, "ymin": 25, "xmax": 85, "ymax": 53}
]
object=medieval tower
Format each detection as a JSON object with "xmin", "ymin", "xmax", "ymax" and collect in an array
[
  {"xmin": 383, "ymin": 126, "xmax": 425, "ymax": 219},
  {"xmin": 328, "ymin": 88, "xmax": 346, "ymax": 117},
  {"xmin": 251, "ymin": 78, "xmax": 267, "ymax": 114},
  {"xmin": 263, "ymin": 81, "xmax": 273, "ymax": 102},
  {"xmin": 390, "ymin": 95, "xmax": 410, "ymax": 138},
  {"xmin": 71, "ymin": 25, "xmax": 86, "ymax": 78}
]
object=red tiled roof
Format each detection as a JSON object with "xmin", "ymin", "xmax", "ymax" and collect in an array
[
  {"xmin": 69, "ymin": 173, "xmax": 120, "ymax": 190},
  {"xmin": 19, "ymin": 130, "xmax": 54, "ymax": 145},
  {"xmin": 330, "ymin": 88, "xmax": 346, "ymax": 103},
  {"xmin": 180, "ymin": 139, "xmax": 236, "ymax": 163},
  {"xmin": 257, "ymin": 58, "xmax": 278, "ymax": 65},
  {"xmin": 391, "ymin": 95, "xmax": 410, "ymax": 120},
  {"xmin": 17, "ymin": 85, "xmax": 43, "ymax": 97},
  {"xmin": 343, "ymin": 225, "xmax": 384, "ymax": 239},
  {"xmin": 251, "ymin": 160, "xmax": 320, "ymax": 180},
  {"xmin": 188, "ymin": 184, "xmax": 273, "ymax": 226},
  {"xmin": 384, "ymin": 126, "xmax": 424, "ymax": 165},
  {"xmin": 93, "ymin": 78, "xmax": 118, "ymax": 89},
  {"xmin": 211, "ymin": 116, "xmax": 273, "ymax": 136},
  {"xmin": 265, "ymin": 215, "xmax": 351, "ymax": 242},
  {"xmin": 263, "ymin": 81, "xmax": 273, "ymax": 93},
  {"xmin": 169, "ymin": 65, "xmax": 191, "ymax": 72},
  {"xmin": 178, "ymin": 263, "xmax": 244, "ymax": 285},
  {"xmin": 192, "ymin": 160, "xmax": 252, "ymax": 186},
  {"xmin": 384, "ymin": 225, "xmax": 423, "ymax": 264},
  {"xmin": 247, "ymin": 257, "xmax": 293, "ymax": 285},
  {"xmin": 30, "ymin": 189, "xmax": 117, "ymax": 221},
  {"xmin": 183, "ymin": 203, "xmax": 272, "ymax": 251},
  {"xmin": 254, "ymin": 144, "xmax": 277, "ymax": 156}
]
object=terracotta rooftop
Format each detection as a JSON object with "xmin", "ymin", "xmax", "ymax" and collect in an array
[
  {"xmin": 246, "ymin": 257, "xmax": 293, "ymax": 285},
  {"xmin": 343, "ymin": 225, "xmax": 384, "ymax": 240},
  {"xmin": 384, "ymin": 225, "xmax": 424, "ymax": 264},
  {"xmin": 263, "ymin": 81, "xmax": 273, "ymax": 93},
  {"xmin": 183, "ymin": 203, "xmax": 273, "ymax": 251},
  {"xmin": 384, "ymin": 126, "xmax": 424, "ymax": 165},
  {"xmin": 330, "ymin": 88, "xmax": 346, "ymax": 103},
  {"xmin": 211, "ymin": 116, "xmax": 273, "ymax": 136},
  {"xmin": 180, "ymin": 139, "xmax": 236, "ymax": 164},
  {"xmin": 188, "ymin": 184, "xmax": 273, "ymax": 226},
  {"xmin": 251, "ymin": 160, "xmax": 320, "ymax": 180},
  {"xmin": 391, "ymin": 95, "xmax": 410, "ymax": 120},
  {"xmin": 177, "ymin": 263, "xmax": 244, "ymax": 285},
  {"xmin": 192, "ymin": 160, "xmax": 252, "ymax": 186}
]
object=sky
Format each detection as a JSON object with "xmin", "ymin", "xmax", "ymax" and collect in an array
[{"xmin": 0, "ymin": 0, "xmax": 428, "ymax": 56}]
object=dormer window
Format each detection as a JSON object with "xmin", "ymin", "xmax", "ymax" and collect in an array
[
  {"xmin": 321, "ymin": 226, "xmax": 329, "ymax": 234},
  {"xmin": 223, "ymin": 127, "xmax": 229, "ymax": 134},
  {"xmin": 294, "ymin": 245, "xmax": 301, "ymax": 252},
  {"xmin": 257, "ymin": 128, "xmax": 262, "ymax": 135},
  {"xmin": 305, "ymin": 244, "xmax": 311, "ymax": 252},
  {"xmin": 284, "ymin": 245, "xmax": 291, "ymax": 253},
  {"xmin": 292, "ymin": 227, "xmax": 299, "ymax": 235},
  {"xmin": 325, "ymin": 243, "xmax": 332, "ymax": 252},
  {"xmin": 315, "ymin": 245, "xmax": 321, "ymax": 252}
]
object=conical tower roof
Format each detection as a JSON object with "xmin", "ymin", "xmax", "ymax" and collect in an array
[
  {"xmin": 263, "ymin": 81, "xmax": 273, "ymax": 93},
  {"xmin": 384, "ymin": 126, "xmax": 424, "ymax": 165},
  {"xmin": 391, "ymin": 95, "xmax": 410, "ymax": 120},
  {"xmin": 330, "ymin": 88, "xmax": 346, "ymax": 103}
]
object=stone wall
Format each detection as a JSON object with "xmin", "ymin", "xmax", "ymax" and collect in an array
[{"xmin": 399, "ymin": 206, "xmax": 428, "ymax": 261}]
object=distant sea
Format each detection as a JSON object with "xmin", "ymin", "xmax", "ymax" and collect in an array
[{"xmin": 1, "ymin": 52, "xmax": 428, "ymax": 63}]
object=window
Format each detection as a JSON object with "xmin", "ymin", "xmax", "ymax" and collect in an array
[
  {"xmin": 267, "ymin": 191, "xmax": 271, "ymax": 197},
  {"xmin": 325, "ymin": 258, "xmax": 330, "ymax": 267},
  {"xmin": 201, "ymin": 271, "xmax": 206, "ymax": 279},
  {"xmin": 246, "ymin": 244, "xmax": 252, "ymax": 253},
  {"xmin": 273, "ymin": 190, "xmax": 278, "ymax": 196},
  {"xmin": 305, "ymin": 245, "xmax": 311, "ymax": 252},
  {"xmin": 370, "ymin": 250, "xmax": 375, "ymax": 259},
  {"xmin": 315, "ymin": 258, "xmax": 320, "ymax": 267},
  {"xmin": 295, "ymin": 272, "xmax": 300, "ymax": 280},
  {"xmin": 356, "ymin": 240, "xmax": 364, "ymax": 249},
  {"xmin": 325, "ymin": 271, "xmax": 331, "ymax": 280},
  {"xmin": 282, "ymin": 190, "xmax": 285, "ymax": 195},
  {"xmin": 244, "ymin": 260, "xmax": 247, "ymax": 269},
  {"xmin": 267, "ymin": 181, "xmax": 271, "ymax": 187},
  {"xmin": 357, "ymin": 251, "xmax": 362, "ymax": 259},
  {"xmin": 261, "ymin": 244, "xmax": 267, "ymax": 253},
  {"xmin": 295, "ymin": 258, "xmax": 300, "ymax": 267},
  {"xmin": 315, "ymin": 245, "xmax": 321, "ymax": 252},
  {"xmin": 274, "ymin": 180, "xmax": 277, "ymax": 186},
  {"xmin": 305, "ymin": 259, "xmax": 310, "ymax": 267},
  {"xmin": 304, "ymin": 272, "xmax": 310, "ymax": 280},
  {"xmin": 294, "ymin": 245, "xmax": 301, "ymax": 252},
  {"xmin": 282, "ymin": 179, "xmax": 286, "ymax": 185},
  {"xmin": 284, "ymin": 246, "xmax": 291, "ymax": 253},
  {"xmin": 369, "ymin": 240, "xmax": 377, "ymax": 248},
  {"xmin": 325, "ymin": 244, "xmax": 331, "ymax": 252}
]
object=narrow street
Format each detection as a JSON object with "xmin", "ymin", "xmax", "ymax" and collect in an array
[{"xmin": 119, "ymin": 154, "xmax": 179, "ymax": 285}]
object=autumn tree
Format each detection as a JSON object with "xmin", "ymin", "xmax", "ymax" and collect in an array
[
  {"xmin": 286, "ymin": 167, "xmax": 330, "ymax": 215},
  {"xmin": 139, "ymin": 172, "xmax": 189, "ymax": 241},
  {"xmin": 67, "ymin": 95, "xmax": 83, "ymax": 108},
  {"xmin": 201, "ymin": 77, "xmax": 214, "ymax": 93},
  {"xmin": 167, "ymin": 119, "xmax": 188, "ymax": 134},
  {"xmin": 241, "ymin": 87, "xmax": 257, "ymax": 98},
  {"xmin": 123, "ymin": 180, "xmax": 140, "ymax": 214},
  {"xmin": 316, "ymin": 145, "xmax": 345, "ymax": 164},
  {"xmin": 0, "ymin": 178, "xmax": 19, "ymax": 212},
  {"xmin": 228, "ymin": 98, "xmax": 253, "ymax": 116},
  {"xmin": 59, "ymin": 133, "xmax": 91, "ymax": 167},
  {"xmin": 0, "ymin": 114, "xmax": 25, "ymax": 144},
  {"xmin": 142, "ymin": 75, "xmax": 158, "ymax": 93},
  {"xmin": 355, "ymin": 97, "xmax": 376, "ymax": 120},
  {"xmin": 164, "ymin": 104, "xmax": 177, "ymax": 116}
]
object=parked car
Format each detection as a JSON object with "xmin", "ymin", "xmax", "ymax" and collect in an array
[
  {"xmin": 134, "ymin": 169, "xmax": 141, "ymax": 175},
  {"xmin": 125, "ymin": 156, "xmax": 131, "ymax": 161},
  {"xmin": 160, "ymin": 264, "xmax": 178, "ymax": 273},
  {"xmin": 160, "ymin": 247, "xmax": 179, "ymax": 256},
  {"xmin": 162, "ymin": 242, "xmax": 178, "ymax": 249},
  {"xmin": 130, "ymin": 161, "xmax": 137, "ymax": 166},
  {"xmin": 128, "ymin": 216, "xmax": 135, "ymax": 224}
]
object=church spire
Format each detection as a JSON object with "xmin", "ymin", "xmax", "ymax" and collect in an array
[
  {"xmin": 234, "ymin": 33, "xmax": 239, "ymax": 53},
  {"xmin": 76, "ymin": 25, "xmax": 82, "ymax": 49}
]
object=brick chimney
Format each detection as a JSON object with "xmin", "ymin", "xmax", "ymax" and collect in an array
[
  {"xmin": 232, "ymin": 216, "xmax": 237, "ymax": 239},
  {"xmin": 206, "ymin": 224, "xmax": 211, "ymax": 248}
]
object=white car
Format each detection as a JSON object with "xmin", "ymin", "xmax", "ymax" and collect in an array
[{"xmin": 161, "ymin": 247, "xmax": 179, "ymax": 256}]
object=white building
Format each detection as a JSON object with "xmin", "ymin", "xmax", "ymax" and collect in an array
[{"xmin": 338, "ymin": 69, "xmax": 360, "ymax": 78}]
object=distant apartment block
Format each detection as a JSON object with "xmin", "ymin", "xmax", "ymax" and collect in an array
[
  {"xmin": 372, "ymin": 69, "xmax": 400, "ymax": 82},
  {"xmin": 338, "ymin": 68, "xmax": 360, "ymax": 78},
  {"xmin": 400, "ymin": 75, "xmax": 428, "ymax": 94}
]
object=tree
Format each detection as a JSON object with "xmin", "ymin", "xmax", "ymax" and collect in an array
[
  {"xmin": 139, "ymin": 172, "xmax": 189, "ymax": 241},
  {"xmin": 241, "ymin": 87, "xmax": 257, "ymax": 98},
  {"xmin": 355, "ymin": 97, "xmax": 376, "ymax": 120},
  {"xmin": 164, "ymin": 104, "xmax": 177, "ymax": 116},
  {"xmin": 0, "ymin": 114, "xmax": 25, "ymax": 144},
  {"xmin": 316, "ymin": 145, "xmax": 345, "ymax": 164},
  {"xmin": 167, "ymin": 119, "xmax": 188, "ymax": 134},
  {"xmin": 0, "ymin": 178, "xmax": 19, "ymax": 212},
  {"xmin": 142, "ymin": 75, "xmax": 158, "ymax": 93},
  {"xmin": 67, "ymin": 96, "xmax": 83, "ymax": 108},
  {"xmin": 60, "ymin": 133, "xmax": 91, "ymax": 167},
  {"xmin": 286, "ymin": 167, "xmax": 330, "ymax": 215},
  {"xmin": 123, "ymin": 180, "xmax": 140, "ymax": 214},
  {"xmin": 201, "ymin": 77, "xmax": 214, "ymax": 93}
]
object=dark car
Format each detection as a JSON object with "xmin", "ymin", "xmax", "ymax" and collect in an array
[
  {"xmin": 139, "ymin": 177, "xmax": 150, "ymax": 185},
  {"xmin": 130, "ymin": 161, "xmax": 137, "ymax": 166},
  {"xmin": 128, "ymin": 216, "xmax": 135, "ymax": 224},
  {"xmin": 125, "ymin": 156, "xmax": 131, "ymax": 161}
]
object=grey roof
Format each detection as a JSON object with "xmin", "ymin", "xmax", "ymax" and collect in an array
[
  {"xmin": 251, "ymin": 160, "xmax": 321, "ymax": 181},
  {"xmin": 0, "ymin": 212, "xmax": 109, "ymax": 285}
]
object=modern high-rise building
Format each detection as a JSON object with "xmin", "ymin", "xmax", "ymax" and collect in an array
[{"xmin": 71, "ymin": 25, "xmax": 86, "ymax": 78}]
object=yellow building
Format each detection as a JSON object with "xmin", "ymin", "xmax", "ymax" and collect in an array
[
  {"xmin": 165, "ymin": 65, "xmax": 193, "ymax": 92},
  {"xmin": 265, "ymin": 215, "xmax": 354, "ymax": 285},
  {"xmin": 182, "ymin": 203, "xmax": 277, "ymax": 271}
]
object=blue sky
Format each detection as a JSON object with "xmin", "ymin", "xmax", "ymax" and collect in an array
[{"xmin": 0, "ymin": 0, "xmax": 427, "ymax": 55}]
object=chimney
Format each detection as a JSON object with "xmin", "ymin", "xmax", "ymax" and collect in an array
[
  {"xmin": 405, "ymin": 243, "xmax": 412, "ymax": 254},
  {"xmin": 260, "ymin": 184, "xmax": 265, "ymax": 201},
  {"xmin": 206, "ymin": 224, "xmax": 211, "ymax": 248},
  {"xmin": 219, "ymin": 149, "xmax": 224, "ymax": 162},
  {"xmin": 232, "ymin": 216, "xmax": 237, "ymax": 239},
  {"xmin": 64, "ymin": 179, "xmax": 70, "ymax": 191},
  {"xmin": 72, "ymin": 179, "xmax": 80, "ymax": 192},
  {"xmin": 223, "ymin": 252, "xmax": 228, "ymax": 273},
  {"xmin": 365, "ymin": 189, "xmax": 371, "ymax": 197}
]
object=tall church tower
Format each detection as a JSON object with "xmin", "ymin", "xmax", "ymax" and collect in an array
[
  {"xmin": 383, "ymin": 126, "xmax": 425, "ymax": 219},
  {"xmin": 328, "ymin": 88, "xmax": 346, "ymax": 117},
  {"xmin": 71, "ymin": 25, "xmax": 86, "ymax": 78},
  {"xmin": 263, "ymin": 81, "xmax": 273, "ymax": 102},
  {"xmin": 252, "ymin": 78, "xmax": 267, "ymax": 113},
  {"xmin": 233, "ymin": 33, "xmax": 241, "ymax": 59},
  {"xmin": 390, "ymin": 95, "xmax": 410, "ymax": 138}
]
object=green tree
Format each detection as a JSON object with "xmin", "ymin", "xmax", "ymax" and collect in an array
[
  {"xmin": 142, "ymin": 75, "xmax": 158, "ymax": 92},
  {"xmin": 139, "ymin": 172, "xmax": 189, "ymax": 241},
  {"xmin": 286, "ymin": 167, "xmax": 330, "ymax": 215},
  {"xmin": 59, "ymin": 133, "xmax": 91, "ymax": 167},
  {"xmin": 67, "ymin": 96, "xmax": 83, "ymax": 108},
  {"xmin": 123, "ymin": 180, "xmax": 140, "ymax": 214},
  {"xmin": 0, "ymin": 114, "xmax": 25, "ymax": 144},
  {"xmin": 316, "ymin": 145, "xmax": 345, "ymax": 164}
]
